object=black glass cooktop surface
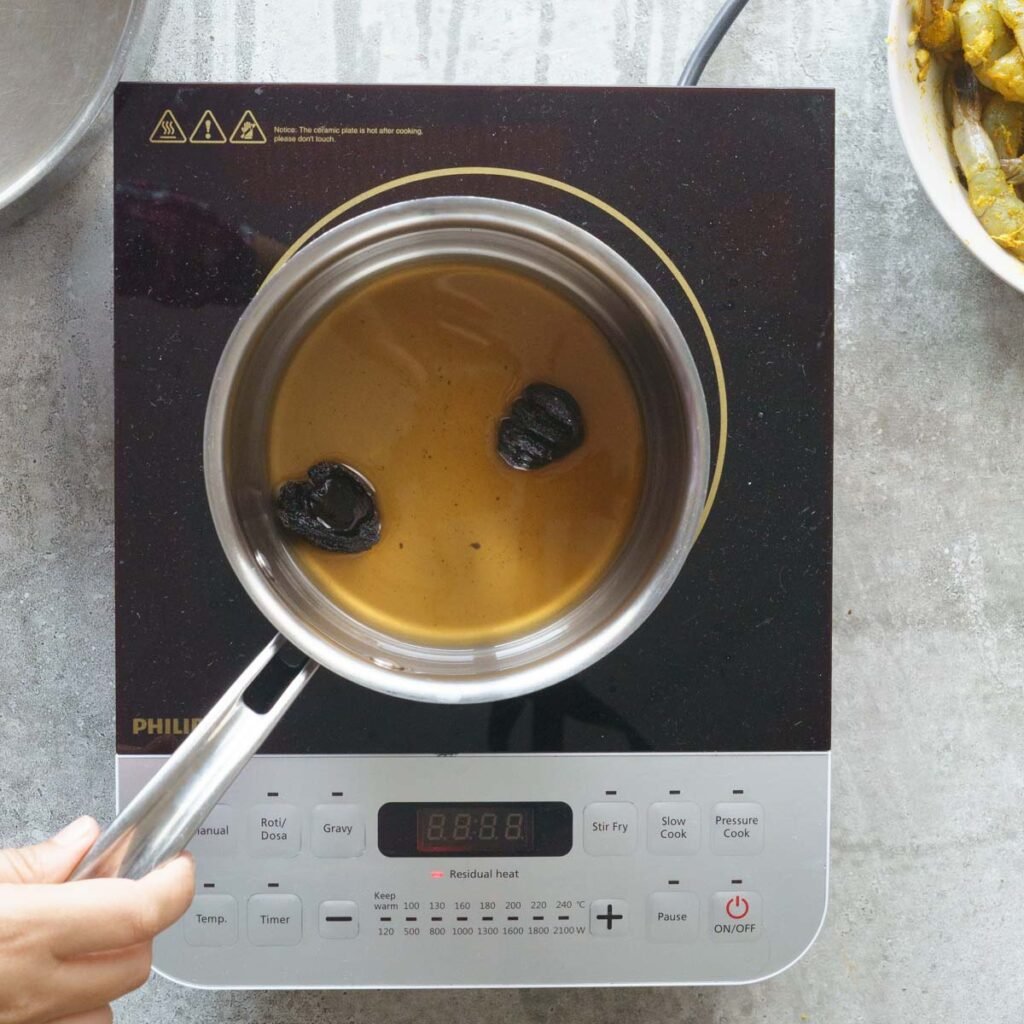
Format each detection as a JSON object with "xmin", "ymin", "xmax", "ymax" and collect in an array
[{"xmin": 113, "ymin": 83, "xmax": 833, "ymax": 757}]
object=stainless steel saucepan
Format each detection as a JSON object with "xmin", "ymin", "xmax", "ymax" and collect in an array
[{"xmin": 73, "ymin": 196, "xmax": 710, "ymax": 881}]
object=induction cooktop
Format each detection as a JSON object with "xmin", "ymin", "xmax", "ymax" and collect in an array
[{"xmin": 113, "ymin": 82, "xmax": 833, "ymax": 989}]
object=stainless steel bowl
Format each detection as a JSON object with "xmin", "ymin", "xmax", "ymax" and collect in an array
[
  {"xmin": 205, "ymin": 197, "xmax": 710, "ymax": 704},
  {"xmin": 0, "ymin": 0, "xmax": 153, "ymax": 227}
]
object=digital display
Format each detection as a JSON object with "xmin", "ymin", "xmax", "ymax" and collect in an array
[
  {"xmin": 378, "ymin": 802, "xmax": 572, "ymax": 857},
  {"xmin": 416, "ymin": 805, "xmax": 534, "ymax": 855}
]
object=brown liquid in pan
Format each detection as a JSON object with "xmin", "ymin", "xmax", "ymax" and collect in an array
[{"xmin": 267, "ymin": 260, "xmax": 646, "ymax": 646}]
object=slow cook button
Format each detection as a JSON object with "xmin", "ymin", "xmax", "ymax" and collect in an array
[
  {"xmin": 183, "ymin": 895, "xmax": 237, "ymax": 947},
  {"xmin": 248, "ymin": 894, "xmax": 303, "ymax": 946},
  {"xmin": 188, "ymin": 803, "xmax": 236, "ymax": 855},
  {"xmin": 647, "ymin": 802, "xmax": 700, "ymax": 854},
  {"xmin": 647, "ymin": 891, "xmax": 699, "ymax": 943},
  {"xmin": 583, "ymin": 802, "xmax": 637, "ymax": 855},
  {"xmin": 710, "ymin": 802, "xmax": 765, "ymax": 854},
  {"xmin": 710, "ymin": 891, "xmax": 762, "ymax": 941},
  {"xmin": 311, "ymin": 804, "xmax": 364, "ymax": 858},
  {"xmin": 249, "ymin": 803, "xmax": 300, "ymax": 857}
]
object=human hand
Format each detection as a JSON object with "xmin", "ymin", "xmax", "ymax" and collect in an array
[{"xmin": 0, "ymin": 816, "xmax": 194, "ymax": 1024}]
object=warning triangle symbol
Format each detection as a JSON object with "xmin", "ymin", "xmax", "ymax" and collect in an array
[
  {"xmin": 149, "ymin": 109, "xmax": 187, "ymax": 144},
  {"xmin": 229, "ymin": 109, "xmax": 267, "ymax": 144},
  {"xmin": 188, "ymin": 109, "xmax": 227, "ymax": 144}
]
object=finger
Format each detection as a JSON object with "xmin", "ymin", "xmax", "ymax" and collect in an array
[
  {"xmin": 0, "ymin": 817, "xmax": 100, "ymax": 884},
  {"xmin": 56, "ymin": 942, "xmax": 153, "ymax": 1010},
  {"xmin": 28, "ymin": 855, "xmax": 195, "ymax": 958},
  {"xmin": 48, "ymin": 1006, "xmax": 113, "ymax": 1024}
]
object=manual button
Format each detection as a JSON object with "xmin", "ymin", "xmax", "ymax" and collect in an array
[
  {"xmin": 188, "ymin": 803, "xmax": 236, "ymax": 855},
  {"xmin": 647, "ymin": 802, "xmax": 700, "ymax": 854},
  {"xmin": 249, "ymin": 803, "xmax": 300, "ymax": 857},
  {"xmin": 710, "ymin": 801, "xmax": 764, "ymax": 854},
  {"xmin": 583, "ymin": 802, "xmax": 637, "ymax": 855},
  {"xmin": 312, "ymin": 804, "xmax": 364, "ymax": 858}
]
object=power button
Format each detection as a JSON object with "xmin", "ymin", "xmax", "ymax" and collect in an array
[{"xmin": 711, "ymin": 891, "xmax": 761, "ymax": 941}]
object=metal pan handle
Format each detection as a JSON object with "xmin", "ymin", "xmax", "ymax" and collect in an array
[{"xmin": 71, "ymin": 635, "xmax": 318, "ymax": 880}]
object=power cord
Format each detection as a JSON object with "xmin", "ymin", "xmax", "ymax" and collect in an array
[{"xmin": 676, "ymin": 0, "xmax": 751, "ymax": 86}]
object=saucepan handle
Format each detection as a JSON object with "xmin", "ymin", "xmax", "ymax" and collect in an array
[{"xmin": 71, "ymin": 635, "xmax": 318, "ymax": 881}]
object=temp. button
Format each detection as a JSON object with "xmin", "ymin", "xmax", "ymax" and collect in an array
[
  {"xmin": 583, "ymin": 802, "xmax": 637, "ymax": 855},
  {"xmin": 312, "ymin": 804, "xmax": 365, "ymax": 858}
]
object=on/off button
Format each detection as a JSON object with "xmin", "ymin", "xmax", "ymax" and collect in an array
[{"xmin": 711, "ymin": 891, "xmax": 762, "ymax": 941}]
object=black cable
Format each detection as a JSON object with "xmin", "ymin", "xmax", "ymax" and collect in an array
[{"xmin": 676, "ymin": 0, "xmax": 751, "ymax": 87}]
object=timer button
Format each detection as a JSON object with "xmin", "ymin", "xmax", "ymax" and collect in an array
[
  {"xmin": 247, "ymin": 894, "xmax": 303, "ymax": 946},
  {"xmin": 583, "ymin": 802, "xmax": 637, "ymax": 855},
  {"xmin": 311, "ymin": 804, "xmax": 364, "ymax": 858},
  {"xmin": 590, "ymin": 899, "xmax": 629, "ymax": 937}
]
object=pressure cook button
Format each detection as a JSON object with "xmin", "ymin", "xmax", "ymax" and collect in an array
[
  {"xmin": 583, "ymin": 802, "xmax": 637, "ymax": 855},
  {"xmin": 647, "ymin": 802, "xmax": 700, "ymax": 854},
  {"xmin": 188, "ymin": 803, "xmax": 236, "ymax": 854},
  {"xmin": 311, "ymin": 804, "xmax": 365, "ymax": 858},
  {"xmin": 183, "ymin": 895, "xmax": 238, "ymax": 947},
  {"xmin": 711, "ymin": 891, "xmax": 762, "ymax": 941},
  {"xmin": 647, "ymin": 891, "xmax": 699, "ymax": 943},
  {"xmin": 710, "ymin": 802, "xmax": 764, "ymax": 854},
  {"xmin": 249, "ymin": 803, "xmax": 301, "ymax": 856},
  {"xmin": 589, "ymin": 899, "xmax": 629, "ymax": 937},
  {"xmin": 319, "ymin": 900, "xmax": 359, "ymax": 939},
  {"xmin": 247, "ymin": 894, "xmax": 303, "ymax": 946}
]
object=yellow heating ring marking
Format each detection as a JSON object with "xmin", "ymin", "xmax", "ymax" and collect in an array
[{"xmin": 266, "ymin": 166, "xmax": 727, "ymax": 536}]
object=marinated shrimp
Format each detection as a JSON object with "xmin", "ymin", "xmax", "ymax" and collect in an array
[
  {"xmin": 982, "ymin": 92, "xmax": 1024, "ymax": 156},
  {"xmin": 920, "ymin": 0, "xmax": 961, "ymax": 51},
  {"xmin": 1001, "ymin": 155, "xmax": 1024, "ymax": 182},
  {"xmin": 951, "ymin": 65, "xmax": 1024, "ymax": 256},
  {"xmin": 958, "ymin": 0, "xmax": 1024, "ymax": 101},
  {"xmin": 913, "ymin": 0, "xmax": 1024, "ymax": 260}
]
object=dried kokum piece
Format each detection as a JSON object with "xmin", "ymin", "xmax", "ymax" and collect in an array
[
  {"xmin": 498, "ymin": 382, "xmax": 585, "ymax": 470},
  {"xmin": 276, "ymin": 461, "xmax": 381, "ymax": 553}
]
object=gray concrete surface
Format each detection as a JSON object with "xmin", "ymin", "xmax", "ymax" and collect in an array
[{"xmin": 2, "ymin": 0, "xmax": 1023, "ymax": 1020}]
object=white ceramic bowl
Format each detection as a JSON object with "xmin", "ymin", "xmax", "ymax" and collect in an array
[{"xmin": 887, "ymin": 0, "xmax": 1024, "ymax": 294}]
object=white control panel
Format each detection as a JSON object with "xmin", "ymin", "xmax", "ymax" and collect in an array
[{"xmin": 117, "ymin": 752, "xmax": 829, "ymax": 988}]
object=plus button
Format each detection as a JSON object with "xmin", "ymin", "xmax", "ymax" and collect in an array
[{"xmin": 590, "ymin": 899, "xmax": 628, "ymax": 937}]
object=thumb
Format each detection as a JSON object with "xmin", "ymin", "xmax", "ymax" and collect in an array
[{"xmin": 0, "ymin": 816, "xmax": 101, "ymax": 884}]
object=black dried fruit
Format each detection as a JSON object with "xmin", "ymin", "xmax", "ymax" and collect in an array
[
  {"xmin": 497, "ymin": 383, "xmax": 585, "ymax": 470},
  {"xmin": 276, "ymin": 461, "xmax": 381, "ymax": 553}
]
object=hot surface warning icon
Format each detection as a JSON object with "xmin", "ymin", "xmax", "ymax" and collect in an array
[
  {"xmin": 229, "ymin": 110, "xmax": 267, "ymax": 144},
  {"xmin": 189, "ymin": 110, "xmax": 226, "ymax": 144},
  {"xmin": 149, "ymin": 109, "xmax": 186, "ymax": 143}
]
